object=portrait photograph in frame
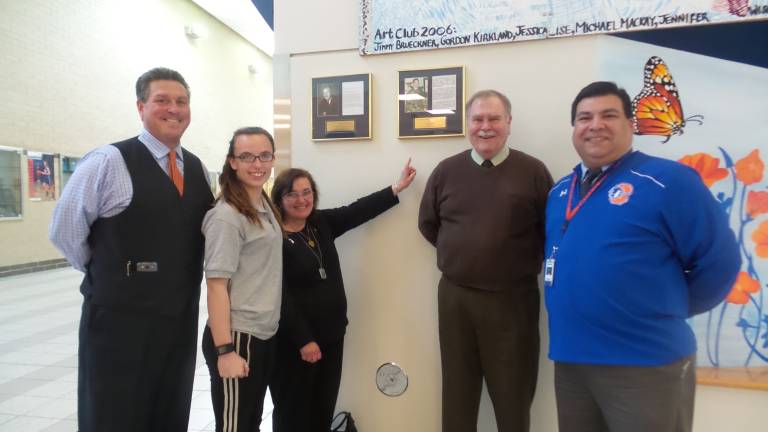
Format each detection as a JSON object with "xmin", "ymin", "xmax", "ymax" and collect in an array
[
  {"xmin": 398, "ymin": 66, "xmax": 465, "ymax": 139},
  {"xmin": 312, "ymin": 73, "xmax": 372, "ymax": 141}
]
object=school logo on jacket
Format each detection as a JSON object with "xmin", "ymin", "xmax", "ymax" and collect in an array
[{"xmin": 608, "ymin": 183, "xmax": 634, "ymax": 206}]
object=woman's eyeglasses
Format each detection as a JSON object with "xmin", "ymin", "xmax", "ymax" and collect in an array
[
  {"xmin": 284, "ymin": 188, "xmax": 313, "ymax": 201},
  {"xmin": 232, "ymin": 152, "xmax": 274, "ymax": 163}
]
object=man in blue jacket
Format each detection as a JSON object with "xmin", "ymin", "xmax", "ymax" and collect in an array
[{"xmin": 544, "ymin": 81, "xmax": 740, "ymax": 432}]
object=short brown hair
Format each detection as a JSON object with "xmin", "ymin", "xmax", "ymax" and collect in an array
[
  {"xmin": 218, "ymin": 127, "xmax": 281, "ymax": 230},
  {"xmin": 271, "ymin": 168, "xmax": 319, "ymax": 219},
  {"xmin": 135, "ymin": 67, "xmax": 190, "ymax": 102}
]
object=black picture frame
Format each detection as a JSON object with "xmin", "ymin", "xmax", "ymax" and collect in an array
[
  {"xmin": 312, "ymin": 73, "xmax": 372, "ymax": 141},
  {"xmin": 398, "ymin": 66, "xmax": 465, "ymax": 138}
]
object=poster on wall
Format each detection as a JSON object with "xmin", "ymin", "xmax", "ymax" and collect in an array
[
  {"xmin": 312, "ymin": 74, "xmax": 372, "ymax": 141},
  {"xmin": 398, "ymin": 66, "xmax": 465, "ymax": 138},
  {"xmin": 359, "ymin": 0, "xmax": 768, "ymax": 55},
  {"xmin": 598, "ymin": 23, "xmax": 768, "ymax": 389},
  {"xmin": 27, "ymin": 152, "xmax": 55, "ymax": 201},
  {"xmin": 61, "ymin": 156, "xmax": 80, "ymax": 190}
]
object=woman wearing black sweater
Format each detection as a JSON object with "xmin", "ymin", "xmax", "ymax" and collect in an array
[{"xmin": 270, "ymin": 161, "xmax": 415, "ymax": 431}]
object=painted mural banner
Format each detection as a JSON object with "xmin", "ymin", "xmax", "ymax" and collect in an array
[
  {"xmin": 359, "ymin": 0, "xmax": 768, "ymax": 55},
  {"xmin": 599, "ymin": 29, "xmax": 768, "ymax": 389}
]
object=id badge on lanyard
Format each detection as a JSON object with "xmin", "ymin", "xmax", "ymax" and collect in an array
[{"xmin": 544, "ymin": 246, "xmax": 557, "ymax": 287}]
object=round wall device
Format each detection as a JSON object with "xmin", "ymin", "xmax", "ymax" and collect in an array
[{"xmin": 376, "ymin": 362, "xmax": 408, "ymax": 397}]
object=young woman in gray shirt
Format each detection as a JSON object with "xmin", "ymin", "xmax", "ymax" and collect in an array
[{"xmin": 201, "ymin": 127, "xmax": 283, "ymax": 432}]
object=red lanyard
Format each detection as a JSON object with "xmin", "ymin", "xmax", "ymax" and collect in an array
[
  {"xmin": 562, "ymin": 160, "xmax": 625, "ymax": 231},
  {"xmin": 564, "ymin": 173, "xmax": 608, "ymax": 225},
  {"xmin": 561, "ymin": 152, "xmax": 634, "ymax": 232}
]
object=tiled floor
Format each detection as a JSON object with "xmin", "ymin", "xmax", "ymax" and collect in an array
[{"xmin": 0, "ymin": 267, "xmax": 273, "ymax": 431}]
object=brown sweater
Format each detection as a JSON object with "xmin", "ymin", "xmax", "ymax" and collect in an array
[{"xmin": 418, "ymin": 148, "xmax": 553, "ymax": 291}]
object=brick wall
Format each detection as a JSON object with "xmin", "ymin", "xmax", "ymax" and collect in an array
[{"xmin": 0, "ymin": 0, "xmax": 273, "ymax": 268}]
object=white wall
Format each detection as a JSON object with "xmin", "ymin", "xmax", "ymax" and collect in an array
[
  {"xmin": 275, "ymin": 1, "xmax": 768, "ymax": 431},
  {"xmin": 0, "ymin": 0, "xmax": 273, "ymax": 266}
]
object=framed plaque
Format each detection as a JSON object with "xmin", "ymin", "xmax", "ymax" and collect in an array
[
  {"xmin": 312, "ymin": 73, "xmax": 372, "ymax": 141},
  {"xmin": 398, "ymin": 66, "xmax": 465, "ymax": 139}
]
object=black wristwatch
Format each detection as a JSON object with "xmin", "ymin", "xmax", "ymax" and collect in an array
[{"xmin": 216, "ymin": 343, "xmax": 236, "ymax": 356}]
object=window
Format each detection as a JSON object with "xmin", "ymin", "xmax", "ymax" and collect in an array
[
  {"xmin": 61, "ymin": 156, "xmax": 80, "ymax": 190},
  {"xmin": 0, "ymin": 148, "xmax": 22, "ymax": 219}
]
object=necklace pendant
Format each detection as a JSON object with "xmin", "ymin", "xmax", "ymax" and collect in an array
[
  {"xmin": 319, "ymin": 267, "xmax": 327, "ymax": 280},
  {"xmin": 308, "ymin": 239, "xmax": 316, "ymax": 248}
]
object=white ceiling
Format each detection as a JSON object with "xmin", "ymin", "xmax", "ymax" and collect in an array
[{"xmin": 191, "ymin": 0, "xmax": 274, "ymax": 56}]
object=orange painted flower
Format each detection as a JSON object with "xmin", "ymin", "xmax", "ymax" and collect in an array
[
  {"xmin": 677, "ymin": 153, "xmax": 728, "ymax": 187},
  {"xmin": 747, "ymin": 191, "xmax": 768, "ymax": 218},
  {"xmin": 734, "ymin": 149, "xmax": 764, "ymax": 185},
  {"xmin": 725, "ymin": 271, "xmax": 760, "ymax": 305},
  {"xmin": 754, "ymin": 220, "xmax": 768, "ymax": 258}
]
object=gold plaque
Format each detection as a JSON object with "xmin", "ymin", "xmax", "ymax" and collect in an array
[
  {"xmin": 326, "ymin": 120, "xmax": 356, "ymax": 132},
  {"xmin": 414, "ymin": 117, "xmax": 447, "ymax": 130}
]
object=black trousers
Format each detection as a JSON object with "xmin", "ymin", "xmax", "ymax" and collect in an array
[
  {"xmin": 555, "ymin": 355, "xmax": 696, "ymax": 432},
  {"xmin": 438, "ymin": 276, "xmax": 540, "ymax": 432},
  {"xmin": 77, "ymin": 296, "xmax": 198, "ymax": 432},
  {"xmin": 202, "ymin": 326, "xmax": 275, "ymax": 432},
  {"xmin": 271, "ymin": 337, "xmax": 344, "ymax": 432}
]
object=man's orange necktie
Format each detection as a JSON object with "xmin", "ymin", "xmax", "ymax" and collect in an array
[{"xmin": 168, "ymin": 151, "xmax": 184, "ymax": 196}]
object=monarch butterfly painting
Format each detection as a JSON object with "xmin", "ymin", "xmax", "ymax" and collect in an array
[{"xmin": 631, "ymin": 56, "xmax": 703, "ymax": 143}]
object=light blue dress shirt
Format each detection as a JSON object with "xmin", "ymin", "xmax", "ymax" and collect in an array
[{"xmin": 49, "ymin": 130, "xmax": 208, "ymax": 272}]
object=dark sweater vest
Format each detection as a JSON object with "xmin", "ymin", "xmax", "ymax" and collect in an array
[{"xmin": 80, "ymin": 137, "xmax": 213, "ymax": 316}]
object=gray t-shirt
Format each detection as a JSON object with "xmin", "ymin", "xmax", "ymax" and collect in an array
[{"xmin": 202, "ymin": 196, "xmax": 282, "ymax": 340}]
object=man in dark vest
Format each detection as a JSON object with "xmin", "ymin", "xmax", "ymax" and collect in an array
[
  {"xmin": 50, "ymin": 67, "xmax": 213, "ymax": 431},
  {"xmin": 418, "ymin": 89, "xmax": 553, "ymax": 432}
]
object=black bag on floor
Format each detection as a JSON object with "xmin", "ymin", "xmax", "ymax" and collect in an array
[{"xmin": 330, "ymin": 411, "xmax": 357, "ymax": 432}]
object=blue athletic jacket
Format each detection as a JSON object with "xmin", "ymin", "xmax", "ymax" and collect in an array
[{"xmin": 544, "ymin": 151, "xmax": 740, "ymax": 365}]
